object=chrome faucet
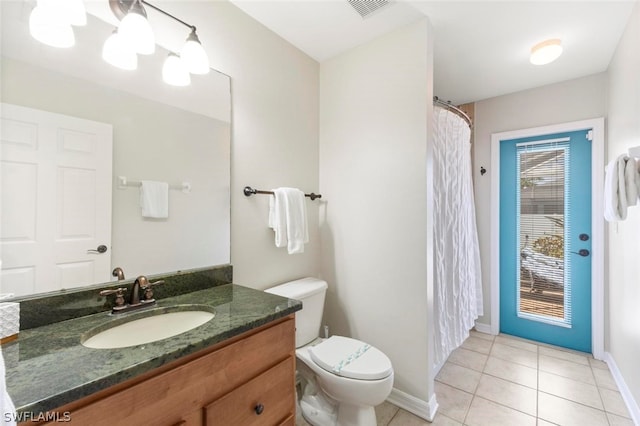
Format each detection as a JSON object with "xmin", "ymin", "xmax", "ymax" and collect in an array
[{"xmin": 100, "ymin": 275, "xmax": 165, "ymax": 314}]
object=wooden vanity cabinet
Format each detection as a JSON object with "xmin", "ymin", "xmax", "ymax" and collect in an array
[{"xmin": 34, "ymin": 316, "xmax": 296, "ymax": 426}]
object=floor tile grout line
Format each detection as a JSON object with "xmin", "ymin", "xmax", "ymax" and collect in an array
[
  {"xmin": 472, "ymin": 390, "xmax": 539, "ymax": 420},
  {"xmin": 591, "ymin": 360, "xmax": 613, "ymax": 423},
  {"xmin": 486, "ymin": 352, "xmax": 538, "ymax": 370},
  {"xmin": 482, "ymin": 371, "xmax": 537, "ymax": 390},
  {"xmin": 538, "ymin": 388, "xmax": 616, "ymax": 415},
  {"xmin": 383, "ymin": 404, "xmax": 400, "ymax": 426},
  {"xmin": 462, "ymin": 393, "xmax": 475, "ymax": 426}
]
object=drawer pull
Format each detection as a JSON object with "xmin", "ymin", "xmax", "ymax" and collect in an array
[{"xmin": 254, "ymin": 403, "xmax": 264, "ymax": 415}]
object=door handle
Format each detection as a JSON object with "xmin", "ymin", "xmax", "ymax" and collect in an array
[
  {"xmin": 87, "ymin": 244, "xmax": 108, "ymax": 254},
  {"xmin": 571, "ymin": 249, "xmax": 590, "ymax": 257}
]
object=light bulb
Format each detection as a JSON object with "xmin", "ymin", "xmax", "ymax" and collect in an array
[
  {"xmin": 530, "ymin": 39, "xmax": 563, "ymax": 65},
  {"xmin": 118, "ymin": 0, "xmax": 155, "ymax": 55},
  {"xmin": 162, "ymin": 53, "xmax": 191, "ymax": 86},
  {"xmin": 65, "ymin": 0, "xmax": 87, "ymax": 26},
  {"xmin": 180, "ymin": 29, "xmax": 210, "ymax": 75},
  {"xmin": 102, "ymin": 30, "xmax": 137, "ymax": 71},
  {"xmin": 29, "ymin": 4, "xmax": 75, "ymax": 48}
]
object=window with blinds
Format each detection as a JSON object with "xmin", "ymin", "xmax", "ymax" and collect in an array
[{"xmin": 516, "ymin": 139, "xmax": 572, "ymax": 327}]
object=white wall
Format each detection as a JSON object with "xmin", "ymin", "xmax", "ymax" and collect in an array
[
  {"xmin": 606, "ymin": 0, "xmax": 640, "ymax": 416},
  {"xmin": 168, "ymin": 1, "xmax": 321, "ymax": 288},
  {"xmin": 473, "ymin": 74, "xmax": 607, "ymax": 326},
  {"xmin": 319, "ymin": 19, "xmax": 436, "ymax": 415}
]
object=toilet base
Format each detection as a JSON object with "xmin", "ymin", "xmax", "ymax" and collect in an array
[
  {"xmin": 336, "ymin": 403, "xmax": 376, "ymax": 426},
  {"xmin": 299, "ymin": 394, "xmax": 377, "ymax": 426},
  {"xmin": 296, "ymin": 371, "xmax": 377, "ymax": 426}
]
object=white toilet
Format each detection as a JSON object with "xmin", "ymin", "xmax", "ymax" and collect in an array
[{"xmin": 266, "ymin": 277, "xmax": 394, "ymax": 426}]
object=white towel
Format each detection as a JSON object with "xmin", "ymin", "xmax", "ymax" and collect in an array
[
  {"xmin": 604, "ymin": 154, "xmax": 629, "ymax": 222},
  {"xmin": 1, "ymin": 346, "xmax": 16, "ymax": 426},
  {"xmin": 635, "ymin": 158, "xmax": 640, "ymax": 201},
  {"xmin": 624, "ymin": 157, "xmax": 639, "ymax": 207},
  {"xmin": 617, "ymin": 155, "xmax": 628, "ymax": 219},
  {"xmin": 140, "ymin": 180, "xmax": 169, "ymax": 219},
  {"xmin": 268, "ymin": 188, "xmax": 308, "ymax": 254},
  {"xmin": 269, "ymin": 189, "xmax": 287, "ymax": 249}
]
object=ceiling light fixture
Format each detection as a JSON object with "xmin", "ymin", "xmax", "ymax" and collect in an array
[{"xmin": 530, "ymin": 38, "xmax": 563, "ymax": 65}]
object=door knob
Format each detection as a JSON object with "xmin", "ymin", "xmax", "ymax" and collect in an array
[
  {"xmin": 579, "ymin": 234, "xmax": 590, "ymax": 241},
  {"xmin": 87, "ymin": 244, "xmax": 108, "ymax": 254},
  {"xmin": 572, "ymin": 249, "xmax": 590, "ymax": 257}
]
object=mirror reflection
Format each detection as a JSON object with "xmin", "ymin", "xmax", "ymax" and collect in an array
[{"xmin": 0, "ymin": 2, "xmax": 231, "ymax": 297}]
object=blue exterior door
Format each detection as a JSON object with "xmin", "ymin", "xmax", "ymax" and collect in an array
[{"xmin": 499, "ymin": 129, "xmax": 592, "ymax": 352}]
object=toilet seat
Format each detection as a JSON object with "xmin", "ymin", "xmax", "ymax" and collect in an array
[{"xmin": 309, "ymin": 336, "xmax": 393, "ymax": 380}]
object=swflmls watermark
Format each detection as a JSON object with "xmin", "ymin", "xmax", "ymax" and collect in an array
[{"xmin": 5, "ymin": 411, "xmax": 71, "ymax": 423}]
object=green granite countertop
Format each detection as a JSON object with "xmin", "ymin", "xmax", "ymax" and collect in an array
[{"xmin": 3, "ymin": 284, "xmax": 301, "ymax": 415}]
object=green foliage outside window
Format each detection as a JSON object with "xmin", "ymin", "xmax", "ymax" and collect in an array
[{"xmin": 532, "ymin": 235, "xmax": 564, "ymax": 258}]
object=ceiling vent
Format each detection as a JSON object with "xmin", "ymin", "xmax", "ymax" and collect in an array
[{"xmin": 347, "ymin": 0, "xmax": 392, "ymax": 18}]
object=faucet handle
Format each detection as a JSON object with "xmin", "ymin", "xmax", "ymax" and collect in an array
[
  {"xmin": 140, "ymin": 279, "xmax": 165, "ymax": 290},
  {"xmin": 142, "ymin": 280, "xmax": 165, "ymax": 301},
  {"xmin": 100, "ymin": 288, "xmax": 126, "ymax": 307}
]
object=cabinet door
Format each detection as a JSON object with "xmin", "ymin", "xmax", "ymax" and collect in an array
[{"xmin": 205, "ymin": 357, "xmax": 295, "ymax": 425}]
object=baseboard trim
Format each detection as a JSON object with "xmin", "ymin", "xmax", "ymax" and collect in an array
[
  {"xmin": 386, "ymin": 388, "xmax": 438, "ymax": 422},
  {"xmin": 473, "ymin": 321, "xmax": 493, "ymax": 335},
  {"xmin": 604, "ymin": 352, "xmax": 640, "ymax": 425}
]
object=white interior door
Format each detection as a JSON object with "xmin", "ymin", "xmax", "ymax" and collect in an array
[{"xmin": 1, "ymin": 103, "xmax": 112, "ymax": 296}]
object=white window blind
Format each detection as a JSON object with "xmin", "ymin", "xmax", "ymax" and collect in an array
[{"xmin": 516, "ymin": 139, "xmax": 572, "ymax": 327}]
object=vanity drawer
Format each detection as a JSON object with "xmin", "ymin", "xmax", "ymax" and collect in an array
[{"xmin": 205, "ymin": 357, "xmax": 295, "ymax": 425}]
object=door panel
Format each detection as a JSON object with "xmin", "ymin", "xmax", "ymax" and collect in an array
[
  {"xmin": 1, "ymin": 103, "xmax": 112, "ymax": 296},
  {"xmin": 500, "ymin": 129, "xmax": 592, "ymax": 352}
]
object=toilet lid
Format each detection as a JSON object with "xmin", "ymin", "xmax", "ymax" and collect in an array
[{"xmin": 309, "ymin": 336, "xmax": 393, "ymax": 380}]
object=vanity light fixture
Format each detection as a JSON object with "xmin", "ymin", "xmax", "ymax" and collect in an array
[
  {"xmin": 117, "ymin": 0, "xmax": 155, "ymax": 55},
  {"xmin": 162, "ymin": 53, "xmax": 191, "ymax": 87},
  {"xmin": 530, "ymin": 38, "xmax": 563, "ymax": 65},
  {"xmin": 28, "ymin": 0, "xmax": 86, "ymax": 48},
  {"xmin": 107, "ymin": 0, "xmax": 211, "ymax": 85},
  {"xmin": 180, "ymin": 29, "xmax": 210, "ymax": 75},
  {"xmin": 102, "ymin": 29, "xmax": 138, "ymax": 71},
  {"xmin": 66, "ymin": 0, "xmax": 88, "ymax": 26}
]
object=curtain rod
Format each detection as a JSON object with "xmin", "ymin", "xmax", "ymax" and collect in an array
[{"xmin": 433, "ymin": 96, "xmax": 472, "ymax": 128}]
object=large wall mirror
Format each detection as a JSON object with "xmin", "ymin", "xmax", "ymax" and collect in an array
[{"xmin": 0, "ymin": 2, "xmax": 231, "ymax": 298}]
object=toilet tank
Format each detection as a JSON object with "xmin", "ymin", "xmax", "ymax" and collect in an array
[{"xmin": 265, "ymin": 277, "xmax": 327, "ymax": 348}]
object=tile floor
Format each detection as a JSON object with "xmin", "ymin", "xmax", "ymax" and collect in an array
[{"xmin": 298, "ymin": 331, "xmax": 635, "ymax": 426}]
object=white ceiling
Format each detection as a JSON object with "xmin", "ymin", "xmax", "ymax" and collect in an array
[{"xmin": 230, "ymin": 0, "xmax": 637, "ymax": 105}]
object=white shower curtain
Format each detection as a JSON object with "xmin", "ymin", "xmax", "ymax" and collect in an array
[{"xmin": 432, "ymin": 106, "xmax": 483, "ymax": 371}]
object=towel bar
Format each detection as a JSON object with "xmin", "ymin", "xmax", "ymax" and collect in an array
[
  {"xmin": 243, "ymin": 186, "xmax": 321, "ymax": 200},
  {"xmin": 118, "ymin": 176, "xmax": 191, "ymax": 193}
]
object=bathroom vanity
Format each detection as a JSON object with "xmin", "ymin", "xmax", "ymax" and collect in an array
[
  {"xmin": 50, "ymin": 317, "xmax": 295, "ymax": 425},
  {"xmin": 3, "ymin": 274, "xmax": 301, "ymax": 426}
]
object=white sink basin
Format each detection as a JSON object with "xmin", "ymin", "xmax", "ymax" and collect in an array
[{"xmin": 82, "ymin": 307, "xmax": 215, "ymax": 349}]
